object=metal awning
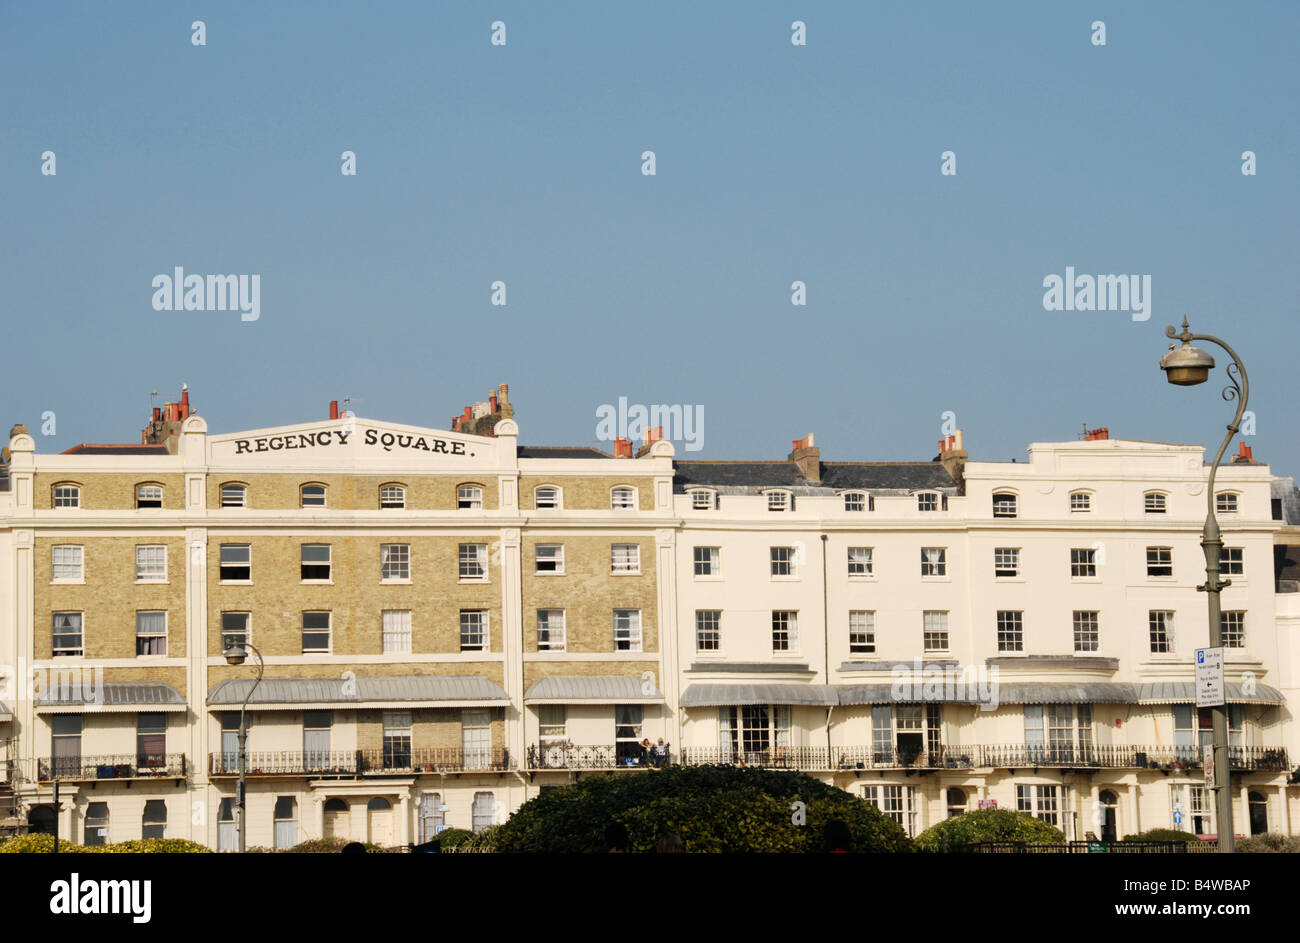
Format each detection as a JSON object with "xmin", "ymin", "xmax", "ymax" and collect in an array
[
  {"xmin": 681, "ymin": 683, "xmax": 838, "ymax": 708},
  {"xmin": 36, "ymin": 682, "xmax": 187, "ymax": 713},
  {"xmin": 525, "ymin": 675, "xmax": 664, "ymax": 703},
  {"xmin": 837, "ymin": 682, "xmax": 1140, "ymax": 706},
  {"xmin": 207, "ymin": 675, "xmax": 509, "ymax": 710},
  {"xmin": 1137, "ymin": 681, "xmax": 1285, "ymax": 706}
]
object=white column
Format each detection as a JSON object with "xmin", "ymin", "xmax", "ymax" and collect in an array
[
  {"xmin": 398, "ymin": 793, "xmax": 410, "ymax": 846},
  {"xmin": 655, "ymin": 529, "xmax": 679, "ymax": 748},
  {"xmin": 314, "ymin": 796, "xmax": 324, "ymax": 840},
  {"xmin": 186, "ymin": 527, "xmax": 209, "ymax": 839},
  {"xmin": 499, "ymin": 528, "xmax": 522, "ymax": 765}
]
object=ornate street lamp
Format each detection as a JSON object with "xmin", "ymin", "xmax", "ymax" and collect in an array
[
  {"xmin": 1159, "ymin": 316, "xmax": 1249, "ymax": 853},
  {"xmin": 223, "ymin": 637, "xmax": 264, "ymax": 854}
]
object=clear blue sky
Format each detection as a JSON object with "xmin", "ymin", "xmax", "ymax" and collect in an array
[{"xmin": 2, "ymin": 2, "xmax": 1296, "ymax": 471}]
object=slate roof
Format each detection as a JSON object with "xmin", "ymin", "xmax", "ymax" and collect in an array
[
  {"xmin": 518, "ymin": 446, "xmax": 612, "ymax": 459},
  {"xmin": 673, "ymin": 461, "xmax": 956, "ymax": 494}
]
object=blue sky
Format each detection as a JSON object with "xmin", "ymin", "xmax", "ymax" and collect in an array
[{"xmin": 2, "ymin": 2, "xmax": 1296, "ymax": 471}]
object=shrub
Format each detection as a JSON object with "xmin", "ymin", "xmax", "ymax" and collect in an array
[
  {"xmin": 1235, "ymin": 833, "xmax": 1300, "ymax": 853},
  {"xmin": 1119, "ymin": 829, "xmax": 1204, "ymax": 845},
  {"xmin": 0, "ymin": 833, "xmax": 83, "ymax": 853},
  {"xmin": 484, "ymin": 764, "xmax": 913, "ymax": 853},
  {"xmin": 459, "ymin": 825, "xmax": 503, "ymax": 853},
  {"xmin": 92, "ymin": 838, "xmax": 211, "ymax": 854},
  {"xmin": 285, "ymin": 837, "xmax": 351, "ymax": 853},
  {"xmin": 915, "ymin": 809, "xmax": 1066, "ymax": 849},
  {"xmin": 436, "ymin": 828, "xmax": 474, "ymax": 850}
]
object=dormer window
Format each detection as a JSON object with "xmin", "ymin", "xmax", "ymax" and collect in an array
[
  {"xmin": 767, "ymin": 491, "xmax": 792, "ymax": 512},
  {"xmin": 300, "ymin": 484, "xmax": 327, "ymax": 508},
  {"xmin": 53, "ymin": 484, "xmax": 81, "ymax": 508},
  {"xmin": 1069, "ymin": 490, "xmax": 1092, "ymax": 512},
  {"xmin": 1144, "ymin": 491, "xmax": 1168, "ymax": 514},
  {"xmin": 992, "ymin": 492, "xmax": 1017, "ymax": 519},
  {"xmin": 917, "ymin": 492, "xmax": 946, "ymax": 512},
  {"xmin": 843, "ymin": 491, "xmax": 872, "ymax": 512},
  {"xmin": 135, "ymin": 484, "xmax": 163, "ymax": 509},
  {"xmin": 611, "ymin": 487, "xmax": 636, "ymax": 510},
  {"xmin": 534, "ymin": 486, "xmax": 561, "ymax": 509},
  {"xmin": 689, "ymin": 489, "xmax": 716, "ymax": 510},
  {"xmin": 380, "ymin": 485, "xmax": 406, "ymax": 509},
  {"xmin": 1216, "ymin": 492, "xmax": 1239, "ymax": 514}
]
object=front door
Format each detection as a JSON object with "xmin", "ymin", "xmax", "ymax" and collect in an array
[
  {"xmin": 1099, "ymin": 791, "xmax": 1118, "ymax": 842},
  {"xmin": 1248, "ymin": 792, "xmax": 1268, "ymax": 835},
  {"xmin": 323, "ymin": 798, "xmax": 350, "ymax": 841}
]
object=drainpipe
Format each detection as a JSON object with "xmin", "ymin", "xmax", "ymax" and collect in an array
[{"xmin": 821, "ymin": 535, "xmax": 832, "ymax": 764}]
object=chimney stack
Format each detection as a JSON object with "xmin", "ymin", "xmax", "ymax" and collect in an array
[
  {"xmin": 329, "ymin": 400, "xmax": 339, "ymax": 420},
  {"xmin": 1083, "ymin": 426, "xmax": 1109, "ymax": 441},
  {"xmin": 614, "ymin": 437, "xmax": 633, "ymax": 458},
  {"xmin": 1232, "ymin": 442, "xmax": 1255, "ymax": 463},
  {"xmin": 788, "ymin": 433, "xmax": 820, "ymax": 483},
  {"xmin": 938, "ymin": 428, "xmax": 968, "ymax": 488},
  {"xmin": 179, "ymin": 384, "xmax": 190, "ymax": 420}
]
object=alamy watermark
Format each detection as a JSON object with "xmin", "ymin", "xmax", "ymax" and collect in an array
[
  {"xmin": 595, "ymin": 396, "xmax": 704, "ymax": 452},
  {"xmin": 890, "ymin": 659, "xmax": 1001, "ymax": 711},
  {"xmin": 152, "ymin": 268, "xmax": 260, "ymax": 322},
  {"xmin": 1042, "ymin": 267, "xmax": 1150, "ymax": 321}
]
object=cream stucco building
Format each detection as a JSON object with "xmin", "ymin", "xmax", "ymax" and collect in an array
[{"xmin": 0, "ymin": 388, "xmax": 1296, "ymax": 847}]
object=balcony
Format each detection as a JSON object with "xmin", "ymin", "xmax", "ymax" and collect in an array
[
  {"xmin": 358, "ymin": 747, "xmax": 510, "ymax": 774},
  {"xmin": 38, "ymin": 753, "xmax": 187, "ymax": 781},
  {"xmin": 209, "ymin": 751, "xmax": 359, "ymax": 777},
  {"xmin": 527, "ymin": 744, "xmax": 672, "ymax": 770}
]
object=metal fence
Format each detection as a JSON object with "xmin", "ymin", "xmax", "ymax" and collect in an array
[{"xmin": 38, "ymin": 753, "xmax": 187, "ymax": 781}]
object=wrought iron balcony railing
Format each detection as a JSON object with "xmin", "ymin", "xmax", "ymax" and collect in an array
[
  {"xmin": 527, "ymin": 744, "xmax": 672, "ymax": 770},
  {"xmin": 38, "ymin": 753, "xmax": 187, "ymax": 781},
  {"xmin": 209, "ymin": 751, "xmax": 359, "ymax": 776},
  {"xmin": 358, "ymin": 747, "xmax": 511, "ymax": 773}
]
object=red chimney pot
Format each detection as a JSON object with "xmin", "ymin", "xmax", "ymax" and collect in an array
[{"xmin": 329, "ymin": 400, "xmax": 339, "ymax": 420}]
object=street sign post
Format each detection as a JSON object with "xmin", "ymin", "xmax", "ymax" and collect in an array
[{"xmin": 1196, "ymin": 647, "xmax": 1224, "ymax": 708}]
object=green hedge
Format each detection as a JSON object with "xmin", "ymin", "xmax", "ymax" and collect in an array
[
  {"xmin": 914, "ymin": 809, "xmax": 1066, "ymax": 849},
  {"xmin": 484, "ymin": 764, "xmax": 913, "ymax": 853},
  {"xmin": 436, "ymin": 828, "xmax": 474, "ymax": 849},
  {"xmin": 0, "ymin": 834, "xmax": 210, "ymax": 854},
  {"xmin": 1119, "ymin": 829, "xmax": 1204, "ymax": 844},
  {"xmin": 1235, "ymin": 833, "xmax": 1300, "ymax": 853}
]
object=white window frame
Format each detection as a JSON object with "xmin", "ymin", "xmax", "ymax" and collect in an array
[
  {"xmin": 460, "ymin": 609, "xmax": 489, "ymax": 652},
  {"xmin": 849, "ymin": 610, "xmax": 875, "ymax": 655},
  {"xmin": 992, "ymin": 492, "xmax": 1017, "ymax": 518},
  {"xmin": 1146, "ymin": 546, "xmax": 1173, "ymax": 578},
  {"xmin": 923, "ymin": 610, "xmax": 949, "ymax": 652},
  {"xmin": 1073, "ymin": 610, "xmax": 1099, "ymax": 653},
  {"xmin": 300, "ymin": 543, "xmax": 332, "ymax": 582},
  {"xmin": 381, "ymin": 610, "xmax": 412, "ymax": 654},
  {"xmin": 993, "ymin": 547, "xmax": 1020, "ymax": 578},
  {"xmin": 53, "ymin": 484, "xmax": 81, "ymax": 508},
  {"xmin": 301, "ymin": 611, "xmax": 332, "ymax": 654},
  {"xmin": 997, "ymin": 610, "xmax": 1024, "ymax": 652},
  {"xmin": 1070, "ymin": 547, "xmax": 1097, "ymax": 578},
  {"xmin": 220, "ymin": 611, "xmax": 251, "ymax": 651},
  {"xmin": 300, "ymin": 483, "xmax": 327, "ymax": 508},
  {"xmin": 843, "ymin": 491, "xmax": 871, "ymax": 512},
  {"xmin": 381, "ymin": 543, "xmax": 411, "ymax": 582},
  {"xmin": 689, "ymin": 489, "xmax": 716, "ymax": 510},
  {"xmin": 1069, "ymin": 490, "xmax": 1092, "ymax": 512},
  {"xmin": 613, "ymin": 609, "xmax": 643, "ymax": 652},
  {"xmin": 610, "ymin": 486, "xmax": 636, "ymax": 510},
  {"xmin": 1215, "ymin": 491, "xmax": 1239, "ymax": 514},
  {"xmin": 135, "ymin": 544, "xmax": 167, "ymax": 582},
  {"xmin": 457, "ymin": 485, "xmax": 484, "ymax": 510},
  {"xmin": 535, "ymin": 544, "xmax": 565, "ymax": 574},
  {"xmin": 1149, "ymin": 610, "xmax": 1174, "ymax": 654},
  {"xmin": 52, "ymin": 611, "xmax": 84, "ymax": 657},
  {"xmin": 770, "ymin": 545, "xmax": 797, "ymax": 578},
  {"xmin": 534, "ymin": 485, "xmax": 561, "ymax": 510},
  {"xmin": 379, "ymin": 485, "xmax": 406, "ymax": 509},
  {"xmin": 611, "ymin": 543, "xmax": 641, "ymax": 575},
  {"xmin": 136, "ymin": 610, "xmax": 168, "ymax": 657},
  {"xmin": 695, "ymin": 609, "xmax": 722, "ymax": 652},
  {"xmin": 916, "ymin": 492, "xmax": 941, "ymax": 512},
  {"xmin": 219, "ymin": 543, "xmax": 251, "ymax": 582},
  {"xmin": 847, "ymin": 546, "xmax": 873, "ymax": 577},
  {"xmin": 771, "ymin": 610, "xmax": 798, "ymax": 652},
  {"xmin": 459, "ymin": 543, "xmax": 489, "ymax": 582},
  {"xmin": 1219, "ymin": 547, "xmax": 1244, "ymax": 576},
  {"xmin": 1220, "ymin": 610, "xmax": 1246, "ymax": 649},
  {"xmin": 693, "ymin": 546, "xmax": 720, "ymax": 577},
  {"xmin": 52, "ymin": 545, "xmax": 84, "ymax": 583},
  {"xmin": 537, "ymin": 609, "xmax": 567, "ymax": 652},
  {"xmin": 220, "ymin": 483, "xmax": 247, "ymax": 508},
  {"xmin": 921, "ymin": 547, "xmax": 947, "ymax": 577},
  {"xmin": 1144, "ymin": 491, "xmax": 1168, "ymax": 514},
  {"xmin": 766, "ymin": 490, "xmax": 792, "ymax": 512},
  {"xmin": 136, "ymin": 484, "xmax": 163, "ymax": 508}
]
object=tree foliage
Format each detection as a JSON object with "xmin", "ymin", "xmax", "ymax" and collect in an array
[
  {"xmin": 914, "ymin": 809, "xmax": 1065, "ymax": 849},
  {"xmin": 487, "ymin": 764, "xmax": 912, "ymax": 853}
]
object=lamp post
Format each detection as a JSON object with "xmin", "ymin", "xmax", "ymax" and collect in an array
[
  {"xmin": 1159, "ymin": 316, "xmax": 1249, "ymax": 853},
  {"xmin": 223, "ymin": 638, "xmax": 264, "ymax": 854}
]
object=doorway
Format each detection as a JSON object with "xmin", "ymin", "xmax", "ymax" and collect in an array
[
  {"xmin": 1099, "ymin": 790, "xmax": 1118, "ymax": 842},
  {"xmin": 323, "ymin": 797, "xmax": 350, "ymax": 841},
  {"xmin": 1248, "ymin": 792, "xmax": 1268, "ymax": 835},
  {"xmin": 367, "ymin": 797, "xmax": 393, "ymax": 846},
  {"xmin": 27, "ymin": 805, "xmax": 56, "ymax": 835}
]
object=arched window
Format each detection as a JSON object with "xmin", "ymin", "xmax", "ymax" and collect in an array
[
  {"xmin": 946, "ymin": 787, "xmax": 967, "ymax": 818},
  {"xmin": 142, "ymin": 800, "xmax": 167, "ymax": 839},
  {"xmin": 1144, "ymin": 491, "xmax": 1168, "ymax": 514},
  {"xmin": 220, "ymin": 482, "xmax": 248, "ymax": 508},
  {"xmin": 471, "ymin": 792, "xmax": 496, "ymax": 832},
  {"xmin": 135, "ymin": 483, "xmax": 163, "ymax": 508},
  {"xmin": 534, "ymin": 485, "xmax": 561, "ymax": 509},
  {"xmin": 300, "ymin": 483, "xmax": 327, "ymax": 508},
  {"xmin": 379, "ymin": 484, "xmax": 406, "ymax": 509},
  {"xmin": 610, "ymin": 486, "xmax": 636, "ymax": 510},
  {"xmin": 1069, "ymin": 490, "xmax": 1092, "ymax": 512},
  {"xmin": 52, "ymin": 483, "xmax": 81, "ymax": 508},
  {"xmin": 323, "ymin": 797, "xmax": 349, "ymax": 813},
  {"xmin": 688, "ymin": 489, "xmax": 717, "ymax": 510},
  {"xmin": 367, "ymin": 797, "xmax": 392, "ymax": 811},
  {"xmin": 992, "ymin": 491, "xmax": 1017, "ymax": 518},
  {"xmin": 842, "ymin": 491, "xmax": 872, "ymax": 512},
  {"xmin": 1215, "ymin": 491, "xmax": 1240, "ymax": 514},
  {"xmin": 457, "ymin": 484, "xmax": 484, "ymax": 509},
  {"xmin": 273, "ymin": 796, "xmax": 297, "ymax": 849}
]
